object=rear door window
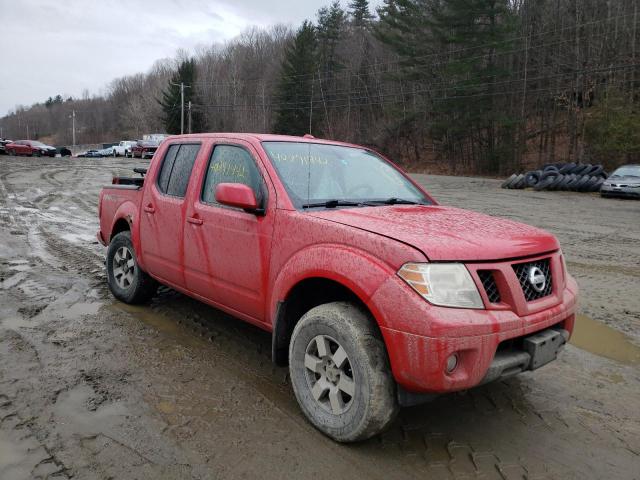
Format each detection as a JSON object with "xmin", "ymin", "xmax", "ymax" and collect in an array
[
  {"xmin": 157, "ymin": 144, "xmax": 180, "ymax": 194},
  {"xmin": 167, "ymin": 144, "xmax": 200, "ymax": 197},
  {"xmin": 156, "ymin": 143, "xmax": 200, "ymax": 198}
]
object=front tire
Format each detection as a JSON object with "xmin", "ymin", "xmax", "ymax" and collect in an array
[
  {"xmin": 289, "ymin": 302, "xmax": 398, "ymax": 442},
  {"xmin": 106, "ymin": 231, "xmax": 157, "ymax": 304}
]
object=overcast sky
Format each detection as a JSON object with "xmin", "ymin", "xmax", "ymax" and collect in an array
[{"xmin": 0, "ymin": 0, "xmax": 383, "ymax": 117}]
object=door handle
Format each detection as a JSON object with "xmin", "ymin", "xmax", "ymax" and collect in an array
[
  {"xmin": 143, "ymin": 204, "xmax": 155, "ymax": 214},
  {"xmin": 187, "ymin": 216, "xmax": 203, "ymax": 225}
]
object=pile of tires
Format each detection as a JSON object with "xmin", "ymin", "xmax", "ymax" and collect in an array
[{"xmin": 501, "ymin": 162, "xmax": 608, "ymax": 192}]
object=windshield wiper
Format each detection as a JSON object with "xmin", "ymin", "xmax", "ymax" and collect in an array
[
  {"xmin": 363, "ymin": 197, "xmax": 423, "ymax": 206},
  {"xmin": 302, "ymin": 200, "xmax": 363, "ymax": 209}
]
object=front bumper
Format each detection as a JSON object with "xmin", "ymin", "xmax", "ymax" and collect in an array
[
  {"xmin": 600, "ymin": 185, "xmax": 640, "ymax": 198},
  {"xmin": 370, "ymin": 254, "xmax": 578, "ymax": 394}
]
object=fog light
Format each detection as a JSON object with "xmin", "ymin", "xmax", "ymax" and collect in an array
[{"xmin": 446, "ymin": 354, "xmax": 459, "ymax": 374}]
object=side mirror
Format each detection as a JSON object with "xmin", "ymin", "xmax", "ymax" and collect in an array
[{"xmin": 215, "ymin": 183, "xmax": 264, "ymax": 214}]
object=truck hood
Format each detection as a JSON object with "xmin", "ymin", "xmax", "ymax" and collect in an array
[{"xmin": 309, "ymin": 205, "xmax": 559, "ymax": 261}]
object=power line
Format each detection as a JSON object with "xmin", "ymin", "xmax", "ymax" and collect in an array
[
  {"xmin": 191, "ymin": 13, "xmax": 639, "ymax": 88},
  {"xmin": 189, "ymin": 64, "xmax": 640, "ymax": 112}
]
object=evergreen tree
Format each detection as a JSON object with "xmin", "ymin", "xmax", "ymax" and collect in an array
[
  {"xmin": 348, "ymin": 0, "xmax": 374, "ymax": 28},
  {"xmin": 316, "ymin": 2, "xmax": 346, "ymax": 76},
  {"xmin": 273, "ymin": 21, "xmax": 318, "ymax": 136},
  {"xmin": 316, "ymin": 2, "xmax": 347, "ymax": 136},
  {"xmin": 377, "ymin": 0, "xmax": 518, "ymax": 173},
  {"xmin": 160, "ymin": 59, "xmax": 207, "ymax": 134},
  {"xmin": 430, "ymin": 0, "xmax": 518, "ymax": 172}
]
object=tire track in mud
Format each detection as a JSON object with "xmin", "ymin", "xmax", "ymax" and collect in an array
[
  {"xmin": 0, "ymin": 332, "xmax": 72, "ymax": 480},
  {"xmin": 40, "ymin": 227, "xmax": 107, "ymax": 297}
]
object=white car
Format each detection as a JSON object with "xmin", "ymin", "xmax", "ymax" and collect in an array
[{"xmin": 112, "ymin": 141, "xmax": 137, "ymax": 157}]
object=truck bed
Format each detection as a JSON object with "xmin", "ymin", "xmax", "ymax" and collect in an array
[{"xmin": 97, "ymin": 183, "xmax": 143, "ymax": 246}]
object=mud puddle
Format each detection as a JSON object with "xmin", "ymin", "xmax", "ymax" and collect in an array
[{"xmin": 570, "ymin": 314, "xmax": 640, "ymax": 365}]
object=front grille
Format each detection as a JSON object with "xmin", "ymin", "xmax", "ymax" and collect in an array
[
  {"xmin": 513, "ymin": 258, "xmax": 553, "ymax": 301},
  {"xmin": 478, "ymin": 270, "xmax": 501, "ymax": 303}
]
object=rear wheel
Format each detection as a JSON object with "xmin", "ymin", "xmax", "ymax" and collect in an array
[
  {"xmin": 106, "ymin": 231, "xmax": 157, "ymax": 304},
  {"xmin": 289, "ymin": 302, "xmax": 398, "ymax": 442}
]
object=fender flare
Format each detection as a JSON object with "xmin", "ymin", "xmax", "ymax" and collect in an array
[
  {"xmin": 110, "ymin": 201, "xmax": 143, "ymax": 265},
  {"xmin": 269, "ymin": 244, "xmax": 396, "ymax": 364}
]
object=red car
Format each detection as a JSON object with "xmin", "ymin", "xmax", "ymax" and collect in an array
[
  {"xmin": 130, "ymin": 140, "xmax": 160, "ymax": 159},
  {"xmin": 5, "ymin": 140, "xmax": 57, "ymax": 157},
  {"xmin": 98, "ymin": 133, "xmax": 578, "ymax": 442}
]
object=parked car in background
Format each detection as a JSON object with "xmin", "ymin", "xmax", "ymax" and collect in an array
[
  {"xmin": 131, "ymin": 140, "xmax": 160, "ymax": 159},
  {"xmin": 77, "ymin": 150, "xmax": 103, "ymax": 158},
  {"xmin": 600, "ymin": 164, "xmax": 640, "ymax": 199},
  {"xmin": 98, "ymin": 147, "xmax": 115, "ymax": 157},
  {"xmin": 56, "ymin": 146, "xmax": 72, "ymax": 157},
  {"xmin": 5, "ymin": 140, "xmax": 57, "ymax": 157},
  {"xmin": 113, "ymin": 141, "xmax": 137, "ymax": 157},
  {"xmin": 0, "ymin": 138, "xmax": 13, "ymax": 155}
]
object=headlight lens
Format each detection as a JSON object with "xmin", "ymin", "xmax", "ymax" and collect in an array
[{"xmin": 397, "ymin": 263, "xmax": 484, "ymax": 309}]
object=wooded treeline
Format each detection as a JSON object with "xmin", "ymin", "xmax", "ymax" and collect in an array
[{"xmin": 1, "ymin": 0, "xmax": 639, "ymax": 173}]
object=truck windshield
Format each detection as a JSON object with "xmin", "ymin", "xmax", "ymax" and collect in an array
[{"xmin": 262, "ymin": 142, "xmax": 430, "ymax": 209}]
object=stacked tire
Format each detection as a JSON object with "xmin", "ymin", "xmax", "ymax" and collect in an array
[{"xmin": 501, "ymin": 163, "xmax": 608, "ymax": 193}]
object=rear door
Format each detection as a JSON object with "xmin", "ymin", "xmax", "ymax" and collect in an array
[
  {"xmin": 182, "ymin": 140, "xmax": 276, "ymax": 323},
  {"xmin": 139, "ymin": 142, "xmax": 202, "ymax": 288}
]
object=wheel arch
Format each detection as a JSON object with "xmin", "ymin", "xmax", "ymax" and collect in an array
[
  {"xmin": 111, "ymin": 217, "xmax": 131, "ymax": 240},
  {"xmin": 271, "ymin": 276, "xmax": 383, "ymax": 367}
]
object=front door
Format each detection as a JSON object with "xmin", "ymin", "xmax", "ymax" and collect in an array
[
  {"xmin": 139, "ymin": 142, "xmax": 201, "ymax": 288},
  {"xmin": 183, "ymin": 141, "xmax": 275, "ymax": 323}
]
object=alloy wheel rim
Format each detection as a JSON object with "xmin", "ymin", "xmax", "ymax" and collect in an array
[
  {"xmin": 304, "ymin": 334, "xmax": 355, "ymax": 415},
  {"xmin": 113, "ymin": 246, "xmax": 136, "ymax": 289}
]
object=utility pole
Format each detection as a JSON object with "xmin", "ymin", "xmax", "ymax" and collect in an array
[
  {"xmin": 170, "ymin": 81, "xmax": 191, "ymax": 135},
  {"xmin": 180, "ymin": 82, "xmax": 185, "ymax": 134},
  {"xmin": 71, "ymin": 110, "xmax": 76, "ymax": 147},
  {"xmin": 188, "ymin": 101, "xmax": 192, "ymax": 134},
  {"xmin": 26, "ymin": 124, "xmax": 30, "ymax": 140}
]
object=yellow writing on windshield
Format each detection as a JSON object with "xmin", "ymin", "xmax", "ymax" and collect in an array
[{"xmin": 272, "ymin": 152, "xmax": 329, "ymax": 165}]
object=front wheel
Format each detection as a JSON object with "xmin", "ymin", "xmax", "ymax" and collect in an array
[
  {"xmin": 289, "ymin": 302, "xmax": 398, "ymax": 442},
  {"xmin": 106, "ymin": 231, "xmax": 157, "ymax": 304}
]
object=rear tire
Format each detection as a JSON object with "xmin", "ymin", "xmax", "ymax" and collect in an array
[
  {"xmin": 106, "ymin": 231, "xmax": 157, "ymax": 304},
  {"xmin": 289, "ymin": 302, "xmax": 398, "ymax": 442}
]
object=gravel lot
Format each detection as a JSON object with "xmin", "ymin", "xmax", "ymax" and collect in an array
[{"xmin": 0, "ymin": 156, "xmax": 638, "ymax": 479}]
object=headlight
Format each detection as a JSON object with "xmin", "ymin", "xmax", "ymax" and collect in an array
[{"xmin": 397, "ymin": 263, "xmax": 484, "ymax": 309}]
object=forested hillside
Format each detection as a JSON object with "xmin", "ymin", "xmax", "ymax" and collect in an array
[{"xmin": 2, "ymin": 0, "xmax": 639, "ymax": 174}]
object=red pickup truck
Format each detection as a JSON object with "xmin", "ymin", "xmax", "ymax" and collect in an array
[{"xmin": 98, "ymin": 133, "xmax": 578, "ymax": 442}]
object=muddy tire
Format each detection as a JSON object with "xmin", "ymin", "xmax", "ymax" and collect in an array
[
  {"xmin": 106, "ymin": 231, "xmax": 157, "ymax": 304},
  {"xmin": 288, "ymin": 302, "xmax": 398, "ymax": 442}
]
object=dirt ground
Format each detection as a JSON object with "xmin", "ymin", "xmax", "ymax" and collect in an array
[{"xmin": 0, "ymin": 156, "xmax": 638, "ymax": 480}]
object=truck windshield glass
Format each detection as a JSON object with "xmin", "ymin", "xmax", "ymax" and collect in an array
[{"xmin": 262, "ymin": 142, "xmax": 430, "ymax": 209}]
